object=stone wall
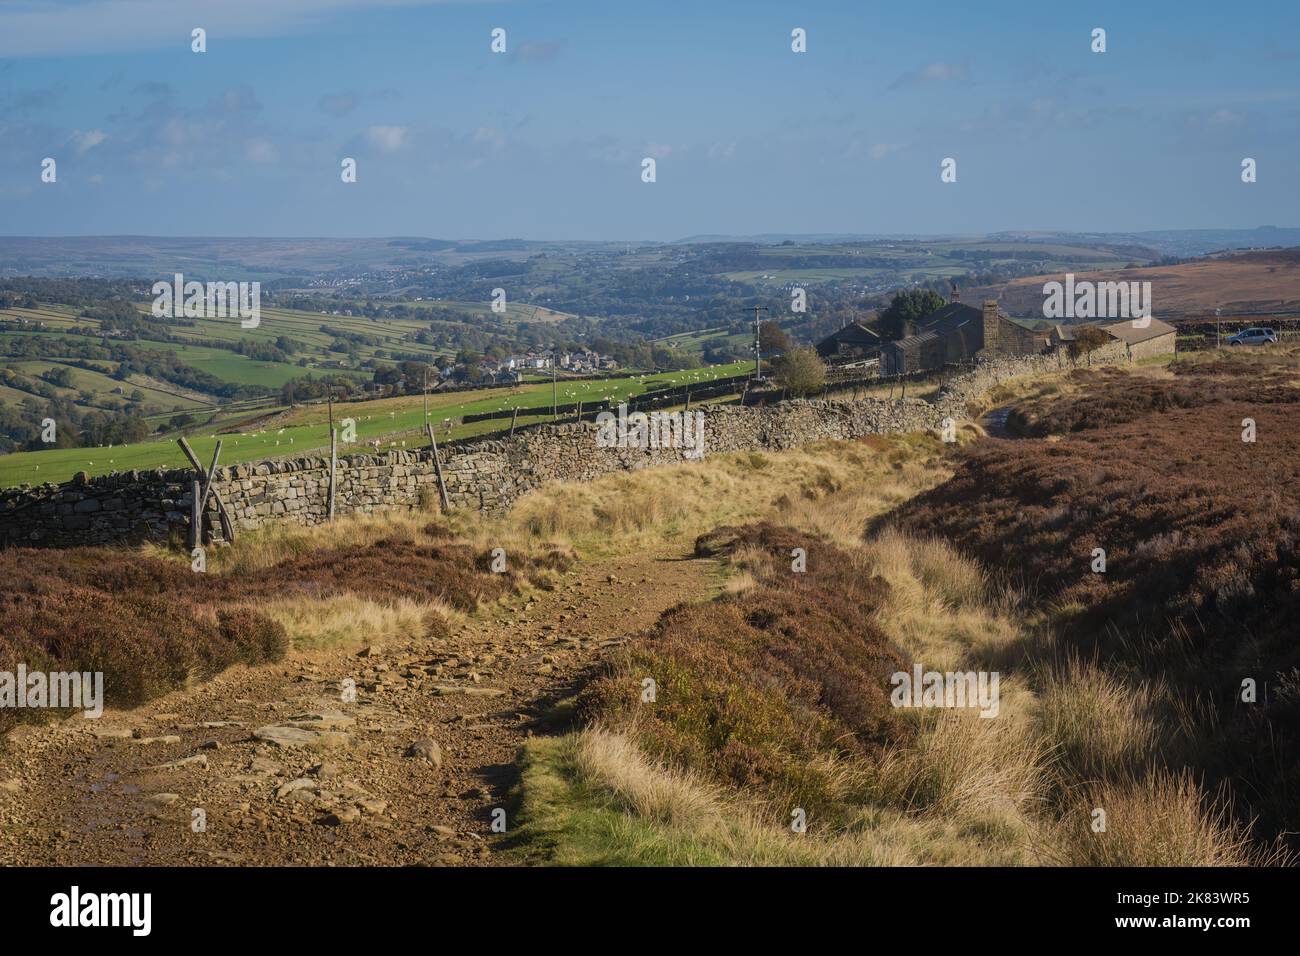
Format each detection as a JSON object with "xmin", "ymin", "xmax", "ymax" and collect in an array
[
  {"xmin": 1127, "ymin": 331, "xmax": 1177, "ymax": 362},
  {"xmin": 0, "ymin": 354, "xmax": 1082, "ymax": 549}
]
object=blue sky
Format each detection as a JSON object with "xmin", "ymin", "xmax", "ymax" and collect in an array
[{"xmin": 1, "ymin": 0, "xmax": 1297, "ymax": 240}]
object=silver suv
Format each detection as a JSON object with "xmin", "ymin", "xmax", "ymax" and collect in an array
[{"xmin": 1226, "ymin": 327, "xmax": 1278, "ymax": 346}]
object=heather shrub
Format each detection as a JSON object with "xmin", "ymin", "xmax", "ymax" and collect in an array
[
  {"xmin": 217, "ymin": 607, "xmax": 289, "ymax": 665},
  {"xmin": 581, "ymin": 523, "xmax": 911, "ymax": 825},
  {"xmin": 0, "ymin": 525, "xmax": 527, "ymax": 734}
]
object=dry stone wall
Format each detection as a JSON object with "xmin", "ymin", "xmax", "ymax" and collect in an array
[{"xmin": 0, "ymin": 355, "xmax": 1068, "ymax": 549}]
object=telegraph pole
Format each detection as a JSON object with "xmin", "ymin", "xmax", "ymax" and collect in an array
[{"xmin": 744, "ymin": 305, "xmax": 770, "ymax": 381}]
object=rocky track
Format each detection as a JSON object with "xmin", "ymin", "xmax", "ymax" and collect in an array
[{"xmin": 0, "ymin": 546, "xmax": 718, "ymax": 866}]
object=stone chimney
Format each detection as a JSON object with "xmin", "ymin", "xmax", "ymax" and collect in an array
[
  {"xmin": 982, "ymin": 299, "xmax": 1000, "ymax": 354},
  {"xmin": 950, "ymin": 282, "xmax": 960, "ymax": 303}
]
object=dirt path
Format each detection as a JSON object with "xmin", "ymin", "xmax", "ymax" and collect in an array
[
  {"xmin": 980, "ymin": 405, "xmax": 1015, "ymax": 438},
  {"xmin": 0, "ymin": 544, "xmax": 719, "ymax": 866}
]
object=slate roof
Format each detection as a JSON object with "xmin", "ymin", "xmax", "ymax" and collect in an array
[
  {"xmin": 887, "ymin": 330, "xmax": 941, "ymax": 351},
  {"xmin": 916, "ymin": 302, "xmax": 984, "ymax": 334},
  {"xmin": 1100, "ymin": 317, "xmax": 1177, "ymax": 345}
]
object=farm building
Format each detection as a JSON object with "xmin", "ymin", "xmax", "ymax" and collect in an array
[
  {"xmin": 880, "ymin": 300, "xmax": 1048, "ymax": 375},
  {"xmin": 816, "ymin": 321, "xmax": 880, "ymax": 360},
  {"xmin": 1052, "ymin": 317, "xmax": 1178, "ymax": 363}
]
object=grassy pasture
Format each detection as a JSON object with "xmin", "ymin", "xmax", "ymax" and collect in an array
[{"xmin": 0, "ymin": 361, "xmax": 752, "ymax": 487}]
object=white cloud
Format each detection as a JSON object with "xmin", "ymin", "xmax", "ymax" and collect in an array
[
  {"xmin": 71, "ymin": 129, "xmax": 107, "ymax": 153},
  {"xmin": 889, "ymin": 61, "xmax": 971, "ymax": 91},
  {"xmin": 471, "ymin": 126, "xmax": 506, "ymax": 151},
  {"xmin": 245, "ymin": 138, "xmax": 279, "ymax": 163},
  {"xmin": 1206, "ymin": 109, "xmax": 1245, "ymax": 128},
  {"xmin": 319, "ymin": 92, "xmax": 361, "ymax": 117},
  {"xmin": 366, "ymin": 125, "xmax": 406, "ymax": 152}
]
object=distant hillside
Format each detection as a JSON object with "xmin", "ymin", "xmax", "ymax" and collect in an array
[
  {"xmin": 966, "ymin": 248, "xmax": 1300, "ymax": 320},
  {"xmin": 0, "ymin": 236, "xmax": 564, "ymax": 281}
]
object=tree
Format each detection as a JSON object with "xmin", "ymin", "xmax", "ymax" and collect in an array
[
  {"xmin": 773, "ymin": 346, "xmax": 826, "ymax": 397},
  {"xmin": 1068, "ymin": 326, "xmax": 1112, "ymax": 366},
  {"xmin": 758, "ymin": 320, "xmax": 792, "ymax": 355},
  {"xmin": 875, "ymin": 289, "xmax": 947, "ymax": 341}
]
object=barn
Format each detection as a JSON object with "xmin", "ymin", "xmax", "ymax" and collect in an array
[
  {"xmin": 815, "ymin": 321, "xmax": 880, "ymax": 360},
  {"xmin": 1051, "ymin": 317, "xmax": 1177, "ymax": 364}
]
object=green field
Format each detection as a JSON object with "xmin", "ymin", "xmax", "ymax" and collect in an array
[
  {"xmin": 0, "ymin": 303, "xmax": 431, "ymax": 422},
  {"xmin": 655, "ymin": 327, "xmax": 753, "ymax": 356},
  {"xmin": 0, "ymin": 302, "xmax": 457, "ymax": 371},
  {"xmin": 7, "ymin": 359, "xmax": 211, "ymax": 415},
  {"xmin": 0, "ymin": 361, "xmax": 752, "ymax": 487}
]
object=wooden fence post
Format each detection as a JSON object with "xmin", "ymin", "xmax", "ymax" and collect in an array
[
  {"xmin": 197, "ymin": 439, "xmax": 222, "ymax": 518},
  {"xmin": 426, "ymin": 423, "xmax": 451, "ymax": 513},
  {"xmin": 509, "ymin": 406, "xmax": 519, "ymax": 436},
  {"xmin": 190, "ymin": 479, "xmax": 202, "ymax": 549},
  {"xmin": 178, "ymin": 436, "xmax": 236, "ymax": 544},
  {"xmin": 328, "ymin": 428, "xmax": 337, "ymax": 521}
]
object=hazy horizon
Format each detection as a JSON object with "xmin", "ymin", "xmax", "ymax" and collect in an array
[{"xmin": 2, "ymin": 226, "xmax": 1299, "ymax": 243}]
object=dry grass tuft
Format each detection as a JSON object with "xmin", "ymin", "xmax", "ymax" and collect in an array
[
  {"xmin": 869, "ymin": 711, "xmax": 1046, "ymax": 824},
  {"xmin": 1034, "ymin": 657, "xmax": 1159, "ymax": 785},
  {"xmin": 256, "ymin": 594, "xmax": 457, "ymax": 652},
  {"xmin": 1050, "ymin": 771, "xmax": 1273, "ymax": 867}
]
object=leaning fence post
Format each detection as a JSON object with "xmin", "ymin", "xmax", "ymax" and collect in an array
[
  {"xmin": 426, "ymin": 423, "xmax": 451, "ymax": 513},
  {"xmin": 178, "ymin": 435, "xmax": 236, "ymax": 544},
  {"xmin": 197, "ymin": 439, "xmax": 222, "ymax": 518},
  {"xmin": 509, "ymin": 406, "xmax": 519, "ymax": 437}
]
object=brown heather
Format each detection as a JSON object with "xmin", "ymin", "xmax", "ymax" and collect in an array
[
  {"xmin": 0, "ymin": 526, "xmax": 562, "ymax": 735},
  {"xmin": 1008, "ymin": 365, "xmax": 1300, "ymax": 437},
  {"xmin": 896, "ymin": 363, "xmax": 1300, "ymax": 846},
  {"xmin": 579, "ymin": 522, "xmax": 912, "ymax": 824}
]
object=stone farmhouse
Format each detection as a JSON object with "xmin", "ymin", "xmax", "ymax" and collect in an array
[
  {"xmin": 876, "ymin": 297, "xmax": 1178, "ymax": 375},
  {"xmin": 880, "ymin": 300, "xmax": 1048, "ymax": 375}
]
